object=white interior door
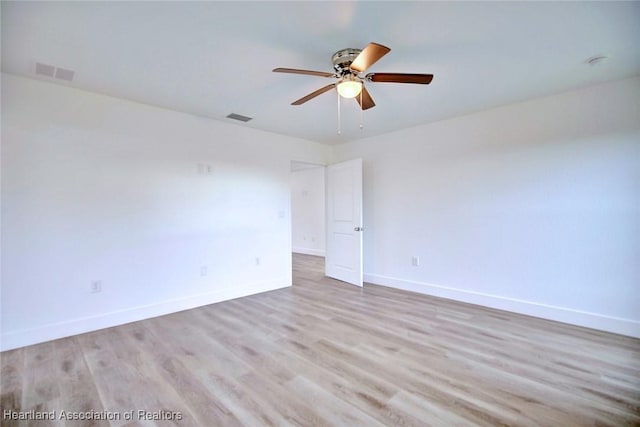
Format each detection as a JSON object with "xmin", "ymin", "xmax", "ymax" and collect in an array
[{"xmin": 325, "ymin": 158, "xmax": 363, "ymax": 287}]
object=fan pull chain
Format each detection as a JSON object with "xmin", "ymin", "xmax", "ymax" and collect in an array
[
  {"xmin": 337, "ymin": 90, "xmax": 341, "ymax": 135},
  {"xmin": 360, "ymin": 89, "xmax": 364, "ymax": 130}
]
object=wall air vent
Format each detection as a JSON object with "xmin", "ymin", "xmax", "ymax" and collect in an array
[
  {"xmin": 34, "ymin": 62, "xmax": 75, "ymax": 82},
  {"xmin": 226, "ymin": 113, "xmax": 253, "ymax": 122}
]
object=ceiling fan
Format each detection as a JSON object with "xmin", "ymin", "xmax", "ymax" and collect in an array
[{"xmin": 273, "ymin": 42, "xmax": 433, "ymax": 110}]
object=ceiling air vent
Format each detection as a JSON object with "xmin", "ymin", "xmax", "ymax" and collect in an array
[
  {"xmin": 34, "ymin": 62, "xmax": 75, "ymax": 82},
  {"xmin": 35, "ymin": 62, "xmax": 55, "ymax": 77},
  {"xmin": 55, "ymin": 67, "xmax": 75, "ymax": 81},
  {"xmin": 226, "ymin": 113, "xmax": 252, "ymax": 122}
]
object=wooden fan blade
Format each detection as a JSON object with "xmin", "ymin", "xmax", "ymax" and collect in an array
[
  {"xmin": 367, "ymin": 73, "xmax": 434, "ymax": 84},
  {"xmin": 273, "ymin": 68, "xmax": 335, "ymax": 78},
  {"xmin": 292, "ymin": 83, "xmax": 336, "ymax": 105},
  {"xmin": 350, "ymin": 43, "xmax": 391, "ymax": 73},
  {"xmin": 355, "ymin": 86, "xmax": 375, "ymax": 110}
]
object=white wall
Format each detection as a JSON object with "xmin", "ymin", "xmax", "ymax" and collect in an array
[
  {"xmin": 333, "ymin": 76, "xmax": 640, "ymax": 337},
  {"xmin": 291, "ymin": 166, "xmax": 326, "ymax": 256},
  {"xmin": 0, "ymin": 73, "xmax": 329, "ymax": 351},
  {"xmin": 2, "ymin": 73, "xmax": 639, "ymax": 350}
]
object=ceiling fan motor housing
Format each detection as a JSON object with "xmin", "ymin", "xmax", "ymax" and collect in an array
[{"xmin": 332, "ymin": 48, "xmax": 362, "ymax": 75}]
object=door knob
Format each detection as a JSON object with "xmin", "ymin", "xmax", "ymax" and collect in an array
[{"xmin": 354, "ymin": 227, "xmax": 363, "ymax": 231}]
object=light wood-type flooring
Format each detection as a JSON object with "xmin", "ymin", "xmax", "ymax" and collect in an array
[{"xmin": 2, "ymin": 254, "xmax": 639, "ymax": 426}]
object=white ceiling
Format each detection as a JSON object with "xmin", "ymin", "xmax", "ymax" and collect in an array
[{"xmin": 2, "ymin": 1, "xmax": 639, "ymax": 145}]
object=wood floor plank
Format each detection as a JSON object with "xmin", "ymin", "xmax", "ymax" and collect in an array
[
  {"xmin": 22, "ymin": 342, "xmax": 60, "ymax": 409},
  {"xmin": 1, "ymin": 254, "xmax": 639, "ymax": 426},
  {"xmin": 284, "ymin": 375, "xmax": 387, "ymax": 427},
  {"xmin": 0, "ymin": 347, "xmax": 23, "ymax": 405},
  {"xmin": 52, "ymin": 337, "xmax": 110, "ymax": 427},
  {"xmin": 119, "ymin": 322, "xmax": 242, "ymax": 426},
  {"xmin": 18, "ymin": 341, "xmax": 64, "ymax": 427},
  {"xmin": 0, "ymin": 348, "xmax": 25, "ymax": 427},
  {"xmin": 77, "ymin": 329, "xmax": 199, "ymax": 427}
]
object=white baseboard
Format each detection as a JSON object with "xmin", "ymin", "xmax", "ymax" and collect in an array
[
  {"xmin": 364, "ymin": 273, "xmax": 640, "ymax": 339},
  {"xmin": 292, "ymin": 247, "xmax": 325, "ymax": 257},
  {"xmin": 0, "ymin": 278, "xmax": 290, "ymax": 352}
]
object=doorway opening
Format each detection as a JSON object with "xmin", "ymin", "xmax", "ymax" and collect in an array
[
  {"xmin": 290, "ymin": 158, "xmax": 364, "ymax": 287},
  {"xmin": 290, "ymin": 161, "xmax": 326, "ymax": 258}
]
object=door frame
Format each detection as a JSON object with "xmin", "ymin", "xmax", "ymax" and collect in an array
[{"xmin": 290, "ymin": 158, "xmax": 364, "ymax": 287}]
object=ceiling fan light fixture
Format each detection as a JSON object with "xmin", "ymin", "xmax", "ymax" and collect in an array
[{"xmin": 337, "ymin": 78, "xmax": 362, "ymax": 99}]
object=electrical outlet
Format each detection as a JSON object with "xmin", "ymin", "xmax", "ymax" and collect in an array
[
  {"xmin": 90, "ymin": 280, "xmax": 102, "ymax": 293},
  {"xmin": 412, "ymin": 256, "xmax": 420, "ymax": 267},
  {"xmin": 200, "ymin": 266, "xmax": 208, "ymax": 277}
]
